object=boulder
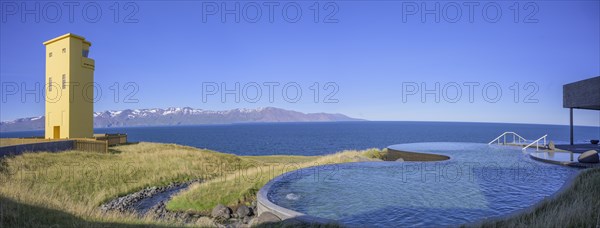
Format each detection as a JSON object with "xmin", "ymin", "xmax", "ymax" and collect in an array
[
  {"xmin": 547, "ymin": 141, "xmax": 555, "ymax": 150},
  {"xmin": 250, "ymin": 212, "xmax": 281, "ymax": 226},
  {"xmin": 211, "ymin": 204, "xmax": 232, "ymax": 219},
  {"xmin": 242, "ymin": 215, "xmax": 251, "ymax": 224},
  {"xmin": 236, "ymin": 205, "xmax": 253, "ymax": 218},
  {"xmin": 578, "ymin": 150, "xmax": 599, "ymax": 163},
  {"xmin": 591, "ymin": 139, "xmax": 599, "ymax": 145}
]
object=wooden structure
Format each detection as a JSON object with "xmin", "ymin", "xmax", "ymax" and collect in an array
[
  {"xmin": 0, "ymin": 133, "xmax": 127, "ymax": 155},
  {"xmin": 93, "ymin": 133, "xmax": 127, "ymax": 146},
  {"xmin": 74, "ymin": 139, "xmax": 108, "ymax": 153}
]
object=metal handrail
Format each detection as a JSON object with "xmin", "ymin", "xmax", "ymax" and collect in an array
[
  {"xmin": 488, "ymin": 132, "xmax": 527, "ymax": 145},
  {"xmin": 522, "ymin": 134, "xmax": 548, "ymax": 151}
]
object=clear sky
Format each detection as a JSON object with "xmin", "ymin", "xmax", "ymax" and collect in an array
[{"xmin": 1, "ymin": 1, "xmax": 599, "ymax": 126}]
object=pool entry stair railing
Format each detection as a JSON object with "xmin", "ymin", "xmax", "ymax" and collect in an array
[
  {"xmin": 489, "ymin": 132, "xmax": 550, "ymax": 151},
  {"xmin": 522, "ymin": 134, "xmax": 548, "ymax": 152},
  {"xmin": 488, "ymin": 132, "xmax": 527, "ymax": 146}
]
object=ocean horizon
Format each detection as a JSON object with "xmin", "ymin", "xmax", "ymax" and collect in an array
[{"xmin": 2, "ymin": 121, "xmax": 598, "ymax": 156}]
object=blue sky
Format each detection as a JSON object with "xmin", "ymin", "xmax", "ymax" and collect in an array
[{"xmin": 0, "ymin": 1, "xmax": 599, "ymax": 126}]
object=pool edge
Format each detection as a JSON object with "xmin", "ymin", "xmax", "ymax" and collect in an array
[
  {"xmin": 255, "ymin": 144, "xmax": 454, "ymax": 225},
  {"xmin": 257, "ymin": 172, "xmax": 339, "ymax": 225}
]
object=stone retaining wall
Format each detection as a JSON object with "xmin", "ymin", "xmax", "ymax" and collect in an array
[{"xmin": 0, "ymin": 140, "xmax": 75, "ymax": 157}]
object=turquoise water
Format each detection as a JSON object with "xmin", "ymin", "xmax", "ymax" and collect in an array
[{"xmin": 267, "ymin": 143, "xmax": 579, "ymax": 227}]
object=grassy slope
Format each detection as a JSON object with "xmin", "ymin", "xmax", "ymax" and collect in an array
[
  {"xmin": 0, "ymin": 142, "xmax": 253, "ymax": 227},
  {"xmin": 0, "ymin": 142, "xmax": 383, "ymax": 227},
  {"xmin": 0, "ymin": 195, "xmax": 193, "ymax": 228}
]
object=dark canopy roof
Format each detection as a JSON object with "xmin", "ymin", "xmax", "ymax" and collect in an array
[{"xmin": 563, "ymin": 76, "xmax": 600, "ymax": 110}]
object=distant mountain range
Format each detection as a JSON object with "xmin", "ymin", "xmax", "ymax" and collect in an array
[{"xmin": 0, "ymin": 107, "xmax": 363, "ymax": 132}]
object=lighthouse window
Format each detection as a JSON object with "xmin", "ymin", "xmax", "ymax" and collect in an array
[
  {"xmin": 49, "ymin": 52, "xmax": 52, "ymax": 57},
  {"xmin": 62, "ymin": 74, "xmax": 66, "ymax": 89},
  {"xmin": 49, "ymin": 77, "xmax": 52, "ymax": 91},
  {"xmin": 62, "ymin": 48, "xmax": 66, "ymax": 53}
]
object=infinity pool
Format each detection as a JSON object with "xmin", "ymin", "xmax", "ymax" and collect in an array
[{"xmin": 266, "ymin": 143, "xmax": 579, "ymax": 227}]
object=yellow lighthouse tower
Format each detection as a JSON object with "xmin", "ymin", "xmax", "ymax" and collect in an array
[{"xmin": 43, "ymin": 33, "xmax": 95, "ymax": 139}]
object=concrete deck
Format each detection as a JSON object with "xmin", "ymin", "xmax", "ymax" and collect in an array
[
  {"xmin": 529, "ymin": 144, "xmax": 600, "ymax": 168},
  {"xmin": 555, "ymin": 144, "xmax": 600, "ymax": 154}
]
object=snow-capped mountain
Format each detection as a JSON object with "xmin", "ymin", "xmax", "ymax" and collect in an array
[{"xmin": 0, "ymin": 107, "xmax": 363, "ymax": 132}]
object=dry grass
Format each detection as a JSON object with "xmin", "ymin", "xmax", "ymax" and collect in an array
[
  {"xmin": 0, "ymin": 142, "xmax": 383, "ymax": 227},
  {"xmin": 166, "ymin": 148, "xmax": 384, "ymax": 212},
  {"xmin": 0, "ymin": 142, "xmax": 255, "ymax": 227}
]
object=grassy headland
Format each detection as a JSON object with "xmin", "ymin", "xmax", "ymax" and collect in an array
[
  {"xmin": 0, "ymin": 141, "xmax": 384, "ymax": 227},
  {"xmin": 1, "ymin": 140, "xmax": 598, "ymax": 227},
  {"xmin": 0, "ymin": 142, "xmax": 251, "ymax": 227}
]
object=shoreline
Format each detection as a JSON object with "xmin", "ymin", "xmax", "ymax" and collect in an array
[{"xmin": 3, "ymin": 120, "xmax": 600, "ymax": 134}]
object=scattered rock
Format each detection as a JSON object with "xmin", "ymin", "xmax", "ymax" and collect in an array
[
  {"xmin": 578, "ymin": 150, "xmax": 599, "ymax": 163},
  {"xmin": 242, "ymin": 216, "xmax": 251, "ymax": 224},
  {"xmin": 251, "ymin": 212, "xmax": 281, "ymax": 226},
  {"xmin": 99, "ymin": 179, "xmax": 202, "ymax": 214},
  {"xmin": 236, "ymin": 205, "xmax": 253, "ymax": 218},
  {"xmin": 145, "ymin": 200, "xmax": 196, "ymax": 223},
  {"xmin": 212, "ymin": 204, "xmax": 233, "ymax": 219},
  {"xmin": 250, "ymin": 201, "xmax": 258, "ymax": 215},
  {"xmin": 98, "ymin": 179, "xmax": 261, "ymax": 227},
  {"xmin": 395, "ymin": 158, "xmax": 404, "ymax": 162}
]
